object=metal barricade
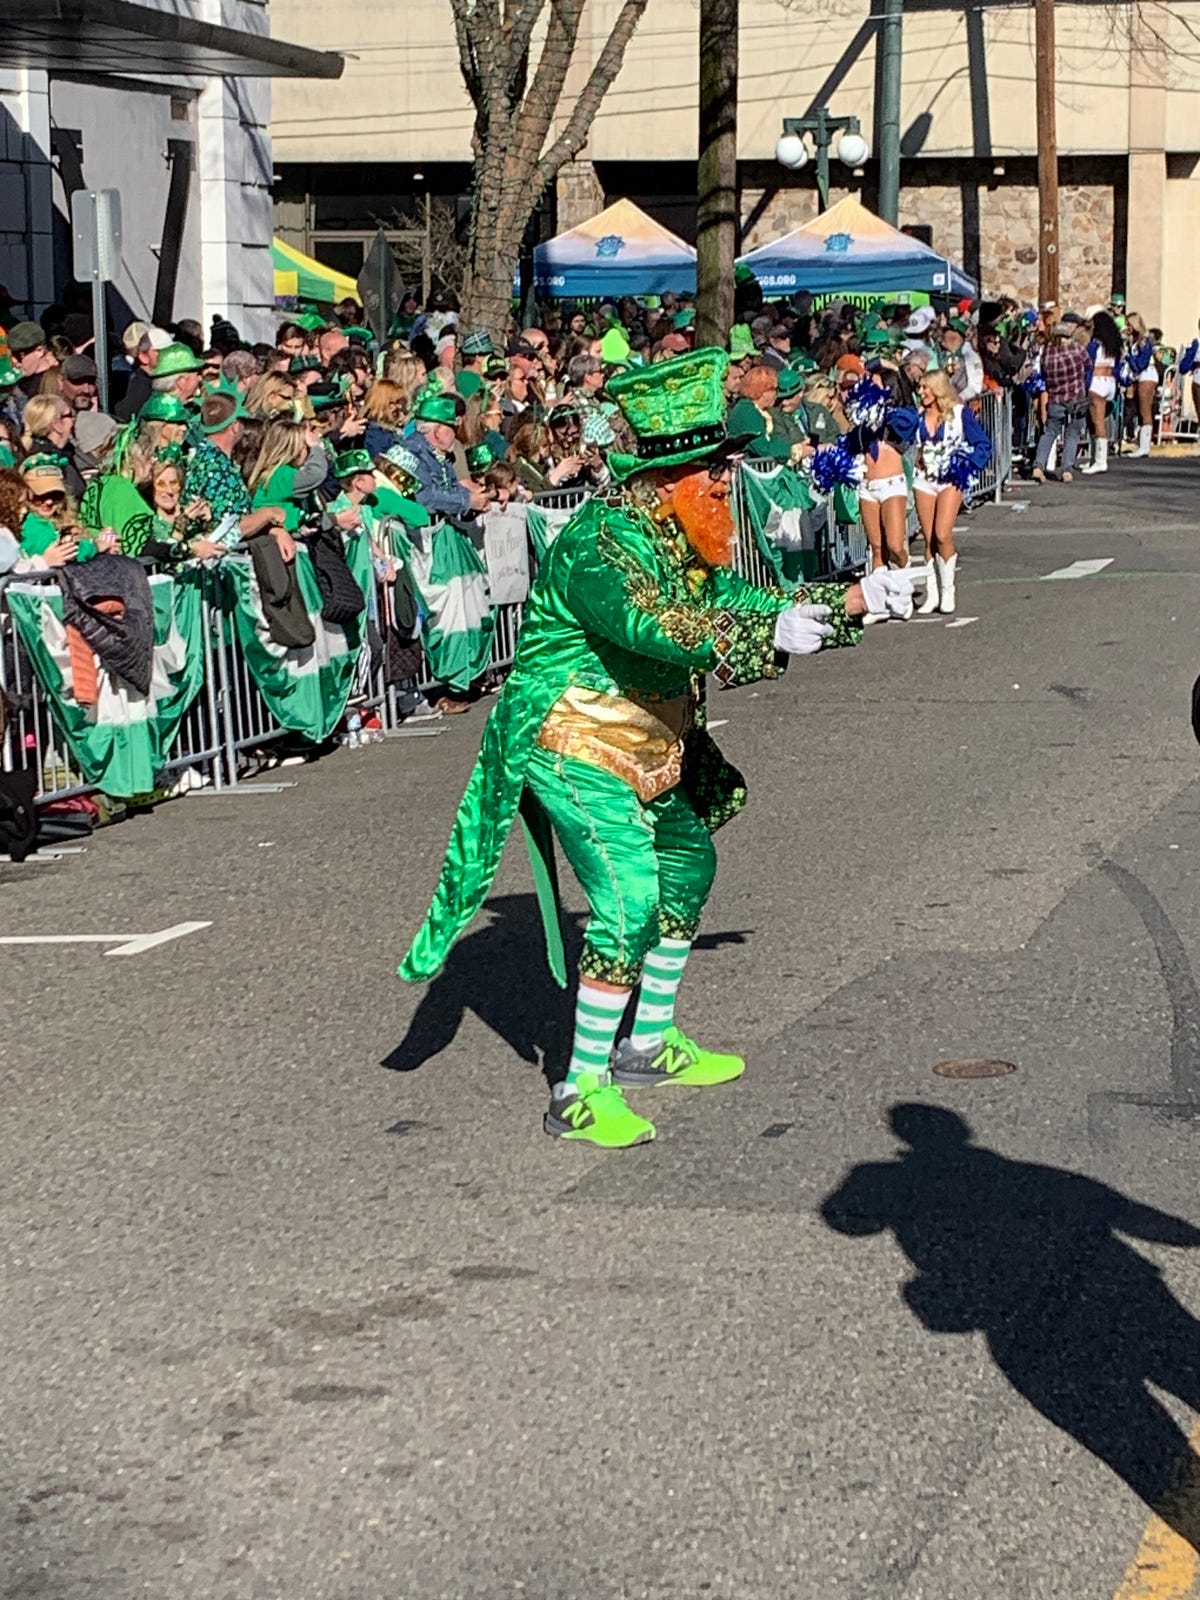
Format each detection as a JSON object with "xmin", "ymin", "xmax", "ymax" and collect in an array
[
  {"xmin": 973, "ymin": 389, "xmax": 1013, "ymax": 504},
  {"xmin": 0, "ymin": 569, "xmax": 101, "ymax": 805},
  {"xmin": 156, "ymin": 564, "xmax": 229, "ymax": 792}
]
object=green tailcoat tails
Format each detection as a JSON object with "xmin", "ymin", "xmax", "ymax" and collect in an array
[{"xmin": 398, "ymin": 496, "xmax": 860, "ymax": 987}]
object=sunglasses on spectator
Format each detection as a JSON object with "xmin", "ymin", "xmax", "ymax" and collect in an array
[{"xmin": 29, "ymin": 490, "xmax": 64, "ymax": 505}]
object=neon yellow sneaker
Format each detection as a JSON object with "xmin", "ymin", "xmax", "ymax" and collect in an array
[
  {"xmin": 544, "ymin": 1073, "xmax": 656, "ymax": 1147},
  {"xmin": 611, "ymin": 1026, "xmax": 746, "ymax": 1088}
]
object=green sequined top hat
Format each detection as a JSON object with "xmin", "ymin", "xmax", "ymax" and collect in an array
[
  {"xmin": 606, "ymin": 346, "xmax": 748, "ymax": 483},
  {"xmin": 153, "ymin": 342, "xmax": 205, "ymax": 378},
  {"xmin": 412, "ymin": 389, "xmax": 462, "ymax": 426},
  {"xmin": 138, "ymin": 392, "xmax": 192, "ymax": 424},
  {"xmin": 465, "ymin": 441, "xmax": 499, "ymax": 474},
  {"xmin": 334, "ymin": 447, "xmax": 375, "ymax": 478}
]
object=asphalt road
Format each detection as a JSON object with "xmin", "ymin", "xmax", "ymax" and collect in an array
[{"xmin": 5, "ymin": 455, "xmax": 1200, "ymax": 1599}]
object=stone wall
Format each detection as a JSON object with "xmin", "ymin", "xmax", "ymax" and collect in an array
[{"xmin": 556, "ymin": 160, "xmax": 605, "ymax": 231}]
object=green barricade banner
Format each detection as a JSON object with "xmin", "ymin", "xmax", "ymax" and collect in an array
[
  {"xmin": 223, "ymin": 534, "xmax": 372, "ymax": 742},
  {"xmin": 7, "ymin": 570, "xmax": 205, "ymax": 798},
  {"xmin": 387, "ymin": 520, "xmax": 495, "ymax": 694},
  {"xmin": 525, "ymin": 502, "xmax": 578, "ymax": 572},
  {"xmin": 736, "ymin": 466, "xmax": 820, "ymax": 586}
]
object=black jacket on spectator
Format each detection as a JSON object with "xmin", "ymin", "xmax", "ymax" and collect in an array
[
  {"xmin": 60, "ymin": 553, "xmax": 154, "ymax": 695},
  {"xmin": 246, "ymin": 534, "xmax": 315, "ymax": 650},
  {"xmin": 113, "ymin": 369, "xmax": 152, "ymax": 423}
]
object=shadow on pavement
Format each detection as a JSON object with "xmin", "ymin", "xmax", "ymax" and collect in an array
[
  {"xmin": 384, "ymin": 894, "xmax": 579, "ymax": 1083},
  {"xmin": 822, "ymin": 1103, "xmax": 1200, "ymax": 1551},
  {"xmin": 384, "ymin": 895, "xmax": 755, "ymax": 1085}
]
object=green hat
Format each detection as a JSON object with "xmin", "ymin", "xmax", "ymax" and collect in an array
[
  {"xmin": 465, "ymin": 442, "xmax": 500, "ymax": 474},
  {"xmin": 734, "ymin": 264, "xmax": 757, "ymax": 286},
  {"xmin": 860, "ymin": 326, "xmax": 893, "ymax": 349},
  {"xmin": 289, "ymin": 355, "xmax": 322, "ymax": 374},
  {"xmin": 292, "ymin": 311, "xmax": 328, "ymax": 333},
  {"xmin": 946, "ymin": 317, "xmax": 969, "ymax": 335},
  {"xmin": 728, "ymin": 324, "xmax": 757, "ymax": 361},
  {"xmin": 776, "ymin": 367, "xmax": 804, "ymax": 398},
  {"xmin": 600, "ymin": 326, "xmax": 631, "ymax": 364},
  {"xmin": 0, "ymin": 355, "xmax": 21, "ymax": 387},
  {"xmin": 154, "ymin": 342, "xmax": 205, "ymax": 378},
  {"xmin": 1110, "ymin": 292, "xmax": 1126, "ymax": 306},
  {"xmin": 343, "ymin": 325, "xmax": 374, "ymax": 344},
  {"xmin": 413, "ymin": 390, "xmax": 461, "ymax": 426},
  {"xmin": 606, "ymin": 346, "xmax": 742, "ymax": 483},
  {"xmin": 308, "ymin": 376, "xmax": 351, "ymax": 411},
  {"xmin": 673, "ymin": 310, "xmax": 695, "ymax": 330},
  {"xmin": 461, "ymin": 329, "xmax": 495, "ymax": 357},
  {"xmin": 199, "ymin": 388, "xmax": 248, "ymax": 433},
  {"xmin": 139, "ymin": 392, "xmax": 191, "ymax": 424},
  {"xmin": 154, "ymin": 443, "xmax": 186, "ymax": 468},
  {"xmin": 334, "ymin": 448, "xmax": 375, "ymax": 478},
  {"xmin": 789, "ymin": 350, "xmax": 818, "ymax": 374}
]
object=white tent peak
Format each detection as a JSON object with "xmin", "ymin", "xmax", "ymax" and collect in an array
[{"xmin": 548, "ymin": 198, "xmax": 695, "ymax": 257}]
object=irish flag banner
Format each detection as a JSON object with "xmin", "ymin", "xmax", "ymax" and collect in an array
[
  {"xmin": 221, "ymin": 535, "xmax": 372, "ymax": 743},
  {"xmin": 388, "ymin": 520, "xmax": 494, "ymax": 694},
  {"xmin": 6, "ymin": 571, "xmax": 205, "ymax": 798},
  {"xmin": 736, "ymin": 466, "xmax": 821, "ymax": 587},
  {"xmin": 525, "ymin": 502, "xmax": 577, "ymax": 572}
]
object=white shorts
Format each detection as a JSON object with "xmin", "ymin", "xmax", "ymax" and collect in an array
[
  {"xmin": 859, "ymin": 473, "xmax": 908, "ymax": 504},
  {"xmin": 913, "ymin": 475, "xmax": 959, "ymax": 499},
  {"xmin": 1089, "ymin": 375, "xmax": 1116, "ymax": 400},
  {"xmin": 1138, "ymin": 365, "xmax": 1159, "ymax": 386}
]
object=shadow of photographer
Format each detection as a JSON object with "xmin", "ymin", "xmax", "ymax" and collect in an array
[{"xmin": 822, "ymin": 1103, "xmax": 1200, "ymax": 1550}]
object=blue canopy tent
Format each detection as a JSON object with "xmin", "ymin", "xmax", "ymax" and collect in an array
[
  {"xmin": 738, "ymin": 196, "xmax": 976, "ymax": 298},
  {"xmin": 532, "ymin": 198, "xmax": 697, "ymax": 298}
]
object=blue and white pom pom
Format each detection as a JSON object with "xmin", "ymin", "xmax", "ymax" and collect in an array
[
  {"xmin": 942, "ymin": 448, "xmax": 976, "ymax": 491},
  {"xmin": 845, "ymin": 374, "xmax": 891, "ymax": 433},
  {"xmin": 810, "ymin": 437, "xmax": 867, "ymax": 495}
]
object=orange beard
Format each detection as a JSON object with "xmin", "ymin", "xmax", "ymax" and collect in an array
[{"xmin": 664, "ymin": 465, "xmax": 735, "ymax": 568}]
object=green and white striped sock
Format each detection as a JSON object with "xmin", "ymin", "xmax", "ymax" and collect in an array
[
  {"xmin": 629, "ymin": 937, "xmax": 692, "ymax": 1053},
  {"xmin": 565, "ymin": 982, "xmax": 629, "ymax": 1087}
]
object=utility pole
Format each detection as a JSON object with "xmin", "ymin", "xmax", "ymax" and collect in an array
[
  {"xmin": 1035, "ymin": 0, "xmax": 1059, "ymax": 307},
  {"xmin": 876, "ymin": 0, "xmax": 903, "ymax": 226},
  {"xmin": 696, "ymin": 0, "xmax": 737, "ymax": 348}
]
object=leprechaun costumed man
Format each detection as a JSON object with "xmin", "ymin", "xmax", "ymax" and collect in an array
[{"xmin": 399, "ymin": 348, "xmax": 912, "ymax": 1147}]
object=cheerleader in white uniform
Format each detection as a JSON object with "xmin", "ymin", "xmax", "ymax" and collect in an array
[{"xmin": 911, "ymin": 370, "xmax": 993, "ymax": 615}]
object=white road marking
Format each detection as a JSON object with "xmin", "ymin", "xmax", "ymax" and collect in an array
[
  {"xmin": 0, "ymin": 921, "xmax": 211, "ymax": 958},
  {"xmin": 707, "ymin": 719, "xmax": 729, "ymax": 729},
  {"xmin": 1040, "ymin": 558, "xmax": 1114, "ymax": 581},
  {"xmin": 945, "ymin": 616, "xmax": 979, "ymax": 628}
]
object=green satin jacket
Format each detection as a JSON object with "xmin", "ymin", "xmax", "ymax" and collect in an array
[{"xmin": 399, "ymin": 494, "xmax": 860, "ymax": 986}]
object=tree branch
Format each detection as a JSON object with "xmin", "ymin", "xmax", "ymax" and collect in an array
[
  {"xmin": 535, "ymin": 0, "xmax": 649, "ymax": 189},
  {"xmin": 509, "ymin": 0, "xmax": 585, "ymax": 173}
]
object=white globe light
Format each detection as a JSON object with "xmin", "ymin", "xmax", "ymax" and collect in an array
[
  {"xmin": 837, "ymin": 131, "xmax": 870, "ymax": 168},
  {"xmin": 775, "ymin": 133, "xmax": 809, "ymax": 171}
]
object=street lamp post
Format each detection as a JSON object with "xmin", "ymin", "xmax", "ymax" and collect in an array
[{"xmin": 776, "ymin": 107, "xmax": 870, "ymax": 212}]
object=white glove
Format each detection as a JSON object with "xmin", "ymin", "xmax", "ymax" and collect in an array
[
  {"xmin": 774, "ymin": 603, "xmax": 834, "ymax": 656},
  {"xmin": 859, "ymin": 567, "xmax": 915, "ymax": 618}
]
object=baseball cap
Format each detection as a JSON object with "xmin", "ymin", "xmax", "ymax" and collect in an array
[{"xmin": 904, "ymin": 307, "xmax": 936, "ymax": 336}]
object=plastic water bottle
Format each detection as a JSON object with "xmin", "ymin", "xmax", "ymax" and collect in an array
[{"xmin": 346, "ymin": 711, "xmax": 362, "ymax": 748}]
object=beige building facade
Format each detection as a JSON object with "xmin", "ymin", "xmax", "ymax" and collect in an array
[{"xmin": 271, "ymin": 0, "xmax": 1200, "ymax": 337}]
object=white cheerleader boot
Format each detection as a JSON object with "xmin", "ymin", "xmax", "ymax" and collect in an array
[
  {"xmin": 1080, "ymin": 437, "xmax": 1108, "ymax": 474},
  {"xmin": 935, "ymin": 552, "xmax": 957, "ymax": 615},
  {"xmin": 914, "ymin": 563, "xmax": 939, "ymax": 615},
  {"xmin": 1130, "ymin": 425, "xmax": 1152, "ymax": 458}
]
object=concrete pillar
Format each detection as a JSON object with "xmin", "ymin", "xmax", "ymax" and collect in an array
[{"xmin": 1126, "ymin": 1, "xmax": 1168, "ymax": 323}]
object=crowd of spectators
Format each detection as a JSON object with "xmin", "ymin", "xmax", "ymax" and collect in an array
[{"xmin": 0, "ymin": 276, "xmax": 1181, "ymax": 717}]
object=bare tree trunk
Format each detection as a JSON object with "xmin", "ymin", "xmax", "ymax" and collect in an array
[
  {"xmin": 452, "ymin": 0, "xmax": 649, "ymax": 343},
  {"xmin": 696, "ymin": 0, "xmax": 738, "ymax": 349}
]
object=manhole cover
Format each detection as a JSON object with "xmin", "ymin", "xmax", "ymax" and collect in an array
[{"xmin": 932, "ymin": 1058, "xmax": 1017, "ymax": 1080}]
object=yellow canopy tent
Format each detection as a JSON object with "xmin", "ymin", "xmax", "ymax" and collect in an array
[{"xmin": 272, "ymin": 238, "xmax": 359, "ymax": 304}]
